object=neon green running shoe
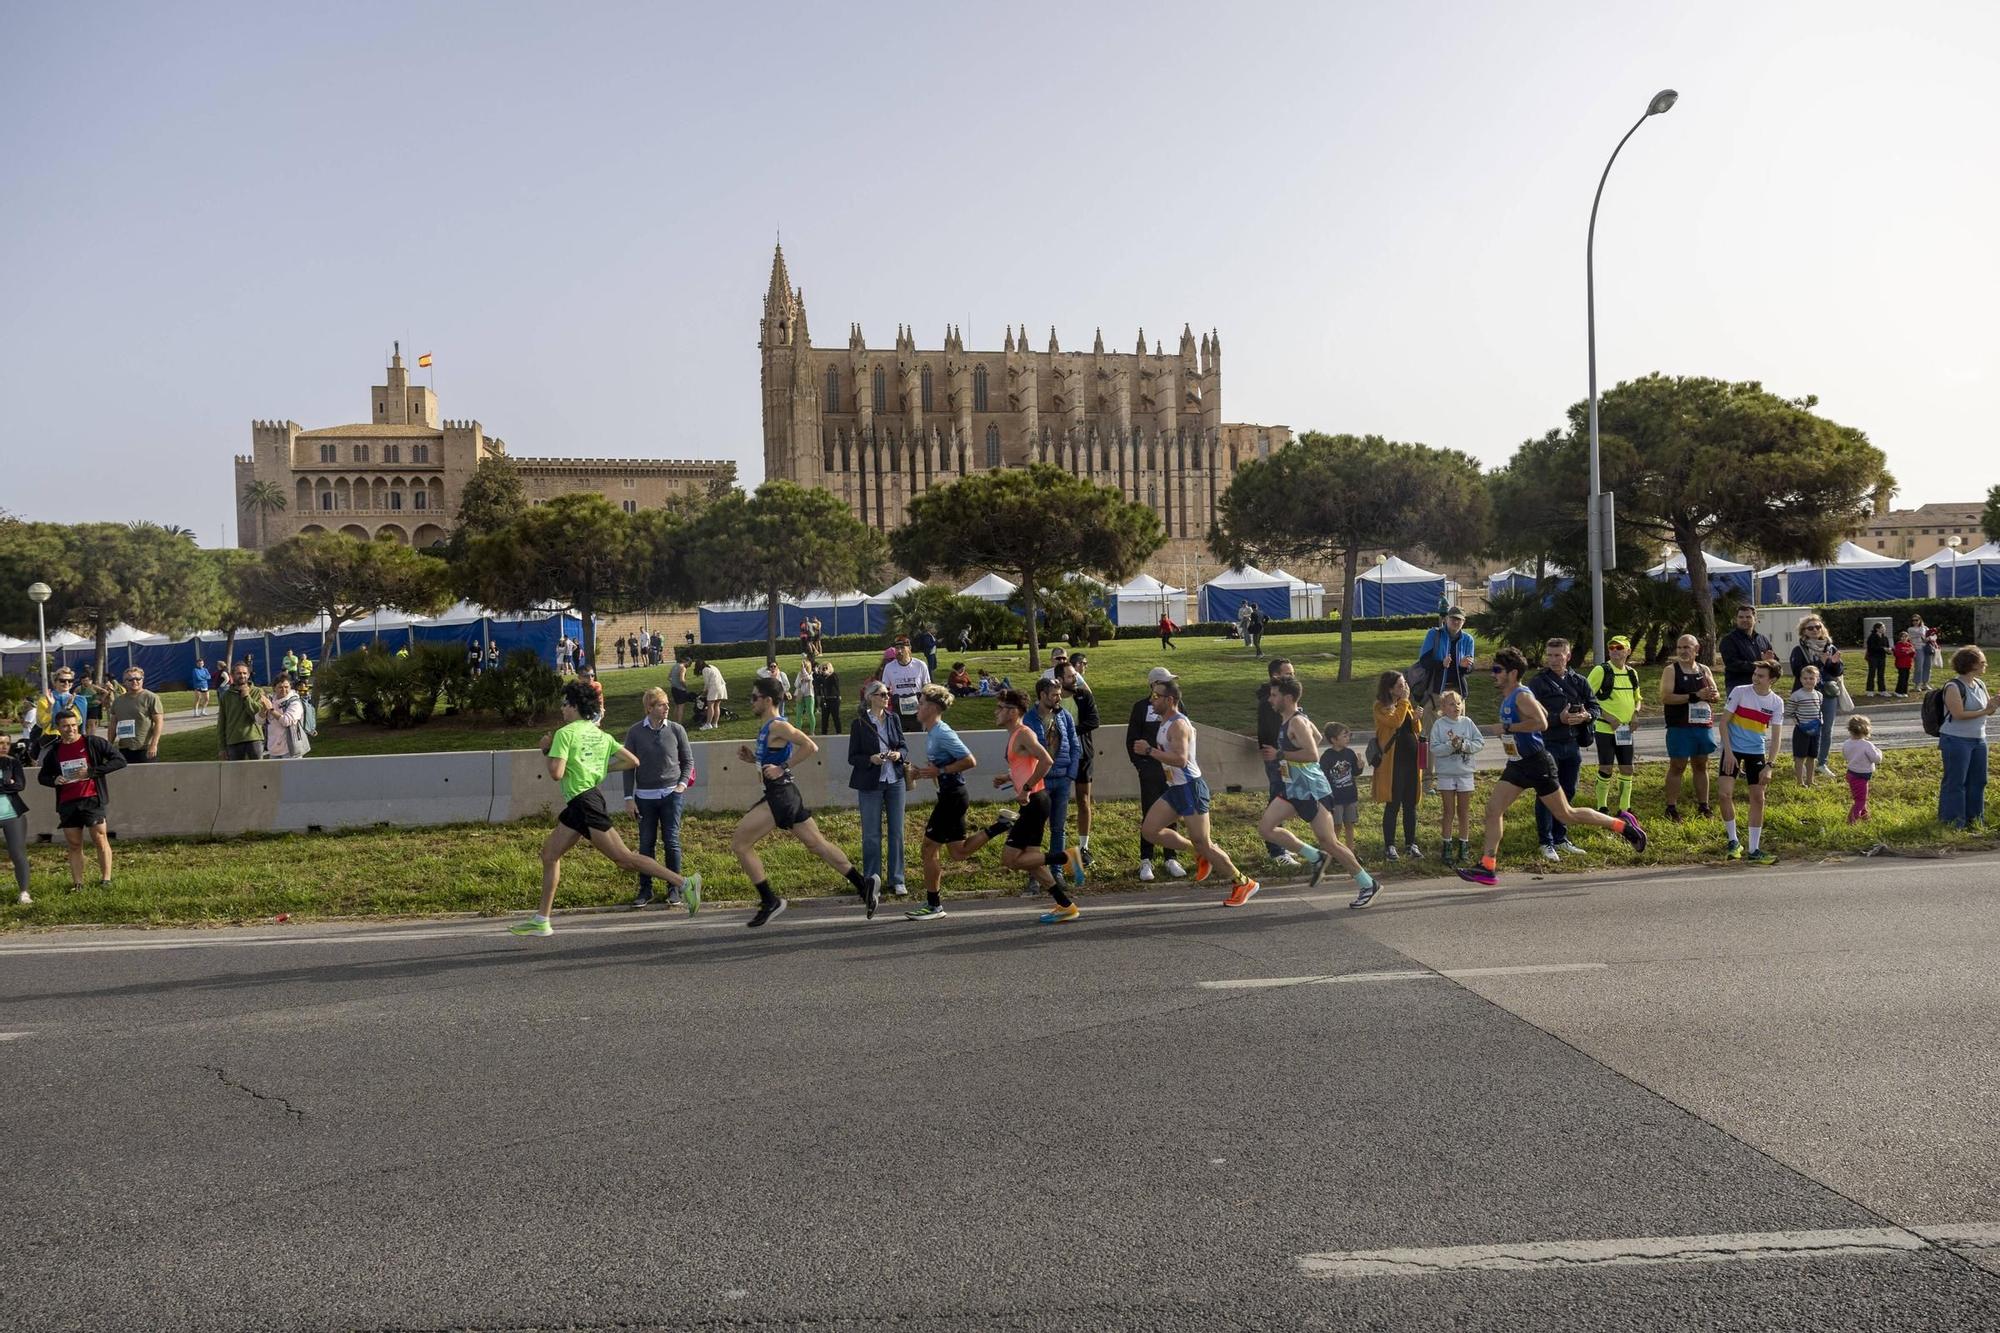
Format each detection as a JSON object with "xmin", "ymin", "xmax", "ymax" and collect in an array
[
  {"xmin": 1725, "ymin": 840, "xmax": 1744, "ymax": 861},
  {"xmin": 682, "ymin": 873, "xmax": 702, "ymax": 916},
  {"xmin": 508, "ymin": 917, "xmax": 552, "ymax": 936},
  {"xmin": 1746, "ymin": 849, "xmax": 1779, "ymax": 866},
  {"xmin": 904, "ymin": 902, "xmax": 948, "ymax": 921}
]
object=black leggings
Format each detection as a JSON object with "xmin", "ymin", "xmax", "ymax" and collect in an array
[
  {"xmin": 1381, "ymin": 796, "xmax": 1417, "ymax": 849},
  {"xmin": 2, "ymin": 818, "xmax": 26, "ymax": 893},
  {"xmin": 1866, "ymin": 660, "xmax": 1887, "ymax": 693}
]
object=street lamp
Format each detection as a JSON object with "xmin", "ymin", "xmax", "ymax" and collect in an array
[
  {"xmin": 25, "ymin": 581, "xmax": 51, "ymax": 695},
  {"xmin": 1586, "ymin": 87, "xmax": 1678, "ymax": 663},
  {"xmin": 1946, "ymin": 534, "xmax": 1964, "ymax": 598}
]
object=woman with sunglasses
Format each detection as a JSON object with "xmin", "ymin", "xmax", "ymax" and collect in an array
[{"xmin": 1788, "ymin": 615, "xmax": 1845, "ymax": 777}]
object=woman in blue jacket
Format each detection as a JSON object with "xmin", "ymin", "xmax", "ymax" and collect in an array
[{"xmin": 848, "ymin": 680, "xmax": 909, "ymax": 898}]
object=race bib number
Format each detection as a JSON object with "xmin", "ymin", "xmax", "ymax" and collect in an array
[
  {"xmin": 1687, "ymin": 701, "xmax": 1712, "ymax": 725},
  {"xmin": 115, "ymin": 719, "xmax": 138, "ymax": 742},
  {"xmin": 1614, "ymin": 724, "xmax": 1632, "ymax": 746},
  {"xmin": 59, "ymin": 758, "xmax": 88, "ymax": 783},
  {"xmin": 898, "ymin": 694, "xmax": 918, "ymax": 717},
  {"xmin": 1502, "ymin": 736, "xmax": 1519, "ymax": 758},
  {"xmin": 1277, "ymin": 759, "xmax": 1291, "ymax": 782}
]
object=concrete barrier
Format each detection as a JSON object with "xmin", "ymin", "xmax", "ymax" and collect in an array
[{"xmin": 16, "ymin": 722, "xmax": 1270, "ymax": 842}]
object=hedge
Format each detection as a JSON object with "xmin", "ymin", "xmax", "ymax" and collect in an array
[{"xmin": 1787, "ymin": 598, "xmax": 1994, "ymax": 647}]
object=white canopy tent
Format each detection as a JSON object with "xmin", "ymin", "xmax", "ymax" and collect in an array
[
  {"xmin": 1756, "ymin": 542, "xmax": 1912, "ymax": 605},
  {"xmin": 959, "ymin": 573, "xmax": 1019, "ymax": 603},
  {"xmin": 1197, "ymin": 565, "xmax": 1292, "ymax": 622},
  {"xmin": 1267, "ymin": 569, "xmax": 1327, "ymax": 619},
  {"xmin": 1912, "ymin": 540, "xmax": 2000, "ymax": 598},
  {"xmin": 869, "ymin": 575, "xmax": 927, "ymax": 604},
  {"xmin": 1110, "ymin": 573, "xmax": 1188, "ymax": 628}
]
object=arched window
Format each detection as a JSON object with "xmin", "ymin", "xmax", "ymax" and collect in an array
[
  {"xmin": 973, "ymin": 365, "xmax": 989, "ymax": 412},
  {"xmin": 985, "ymin": 424, "xmax": 1001, "ymax": 469},
  {"xmin": 353, "ymin": 444, "xmax": 370, "ymax": 463},
  {"xmin": 920, "ymin": 366, "xmax": 934, "ymax": 412},
  {"xmin": 825, "ymin": 366, "xmax": 839, "ymax": 410},
  {"xmin": 383, "ymin": 444, "xmax": 400, "ymax": 463},
  {"xmin": 413, "ymin": 443, "xmax": 429, "ymax": 463},
  {"xmin": 872, "ymin": 367, "xmax": 886, "ymax": 413}
]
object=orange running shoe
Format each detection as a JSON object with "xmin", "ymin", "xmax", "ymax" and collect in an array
[
  {"xmin": 1223, "ymin": 877, "xmax": 1261, "ymax": 907},
  {"xmin": 1194, "ymin": 856, "xmax": 1213, "ymax": 882}
]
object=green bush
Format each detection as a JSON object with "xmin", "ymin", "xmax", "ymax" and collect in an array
[
  {"xmin": 468, "ymin": 649, "xmax": 563, "ymax": 725},
  {"xmin": 1807, "ymin": 599, "xmax": 1990, "ymax": 647},
  {"xmin": 0, "ymin": 674, "xmax": 34, "ymax": 718},
  {"xmin": 316, "ymin": 647, "xmax": 437, "ymax": 729}
]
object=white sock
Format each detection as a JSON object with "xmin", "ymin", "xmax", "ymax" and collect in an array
[
  {"xmin": 1725, "ymin": 819, "xmax": 1738, "ymax": 841},
  {"xmin": 1748, "ymin": 826, "xmax": 1761, "ymax": 852}
]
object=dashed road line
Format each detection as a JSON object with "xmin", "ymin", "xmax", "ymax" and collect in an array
[{"xmin": 1297, "ymin": 1223, "xmax": 2000, "ymax": 1279}]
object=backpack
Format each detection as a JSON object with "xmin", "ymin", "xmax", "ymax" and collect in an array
[
  {"xmin": 1921, "ymin": 680, "xmax": 1961, "ymax": 738},
  {"xmin": 1592, "ymin": 664, "xmax": 1636, "ymax": 701}
]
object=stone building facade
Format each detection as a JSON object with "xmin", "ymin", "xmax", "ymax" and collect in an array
[
  {"xmin": 1853, "ymin": 501, "xmax": 1988, "ymax": 561},
  {"xmin": 756, "ymin": 245, "xmax": 1292, "ymax": 575},
  {"xmin": 233, "ymin": 347, "xmax": 735, "ymax": 550}
]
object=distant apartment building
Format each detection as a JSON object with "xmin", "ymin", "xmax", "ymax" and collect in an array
[
  {"xmin": 1854, "ymin": 502, "xmax": 1988, "ymax": 561},
  {"xmin": 233, "ymin": 346, "xmax": 735, "ymax": 549}
]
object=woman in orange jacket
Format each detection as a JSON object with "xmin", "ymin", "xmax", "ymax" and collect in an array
[{"xmin": 1372, "ymin": 670, "xmax": 1423, "ymax": 861}]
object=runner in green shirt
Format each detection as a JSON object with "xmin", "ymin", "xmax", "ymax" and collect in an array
[
  {"xmin": 510, "ymin": 680, "xmax": 700, "ymax": 936},
  {"xmin": 1585, "ymin": 634, "xmax": 1645, "ymax": 816}
]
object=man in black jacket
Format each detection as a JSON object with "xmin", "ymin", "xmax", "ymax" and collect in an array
[
  {"xmin": 1719, "ymin": 605, "xmax": 1775, "ymax": 693},
  {"xmin": 1126, "ymin": 666, "xmax": 1187, "ymax": 883},
  {"xmin": 38, "ymin": 707, "xmax": 127, "ymax": 892},
  {"xmin": 1526, "ymin": 638, "xmax": 1599, "ymax": 861}
]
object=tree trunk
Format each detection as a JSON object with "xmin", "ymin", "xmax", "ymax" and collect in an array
[
  {"xmin": 578, "ymin": 590, "xmax": 596, "ymax": 667},
  {"xmin": 765, "ymin": 588, "xmax": 780, "ymax": 665},
  {"xmin": 1338, "ymin": 546, "xmax": 1361, "ymax": 682},
  {"xmin": 223, "ymin": 629, "xmax": 238, "ymax": 671},
  {"xmin": 1023, "ymin": 582, "xmax": 1042, "ymax": 673},
  {"xmin": 94, "ymin": 621, "xmax": 109, "ymax": 686},
  {"xmin": 1678, "ymin": 528, "xmax": 1716, "ymax": 662},
  {"xmin": 321, "ymin": 615, "xmax": 345, "ymax": 663}
]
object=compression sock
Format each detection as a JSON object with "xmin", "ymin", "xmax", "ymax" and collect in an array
[
  {"xmin": 1748, "ymin": 826, "xmax": 1761, "ymax": 852},
  {"xmin": 753, "ymin": 879, "xmax": 778, "ymax": 908},
  {"xmin": 1049, "ymin": 885, "xmax": 1073, "ymax": 908},
  {"xmin": 984, "ymin": 817, "xmax": 1012, "ymax": 838},
  {"xmin": 843, "ymin": 866, "xmax": 868, "ymax": 890},
  {"xmin": 1049, "ymin": 850, "xmax": 1068, "ymax": 868},
  {"xmin": 1596, "ymin": 775, "xmax": 1614, "ymax": 808},
  {"xmin": 1725, "ymin": 819, "xmax": 1739, "ymax": 842},
  {"xmin": 1618, "ymin": 777, "xmax": 1634, "ymax": 811},
  {"xmin": 1299, "ymin": 845, "xmax": 1324, "ymax": 863},
  {"xmin": 927, "ymin": 890, "xmax": 942, "ymax": 909}
]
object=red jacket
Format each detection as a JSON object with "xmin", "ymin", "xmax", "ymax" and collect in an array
[{"xmin": 1893, "ymin": 639, "xmax": 1916, "ymax": 669}]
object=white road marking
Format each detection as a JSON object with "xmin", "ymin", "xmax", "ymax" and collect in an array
[
  {"xmin": 0, "ymin": 1032, "xmax": 29, "ymax": 1042},
  {"xmin": 1297, "ymin": 1223, "xmax": 2000, "ymax": 1279},
  {"xmin": 1200, "ymin": 963, "xmax": 1606, "ymax": 991}
]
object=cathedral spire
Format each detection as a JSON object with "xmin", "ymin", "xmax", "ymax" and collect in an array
[
  {"xmin": 1093, "ymin": 327, "xmax": 1104, "ymax": 355},
  {"xmin": 1004, "ymin": 325, "xmax": 1015, "ymax": 353},
  {"xmin": 1136, "ymin": 327, "xmax": 1147, "ymax": 355},
  {"xmin": 1048, "ymin": 325, "xmax": 1060, "ymax": 354},
  {"xmin": 765, "ymin": 242, "xmax": 792, "ymax": 310}
]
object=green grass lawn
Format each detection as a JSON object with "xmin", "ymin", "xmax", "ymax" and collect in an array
[
  {"xmin": 6, "ymin": 748, "xmax": 1989, "ymax": 930},
  {"xmin": 151, "ymin": 629, "xmax": 1453, "ymax": 761}
]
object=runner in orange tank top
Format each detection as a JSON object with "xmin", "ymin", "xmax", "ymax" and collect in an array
[{"xmin": 992, "ymin": 688, "xmax": 1080, "ymax": 924}]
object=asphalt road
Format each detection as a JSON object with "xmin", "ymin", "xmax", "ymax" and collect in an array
[{"xmin": 2, "ymin": 852, "xmax": 1996, "ymax": 1330}]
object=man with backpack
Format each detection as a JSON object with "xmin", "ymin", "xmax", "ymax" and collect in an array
[{"xmin": 1585, "ymin": 634, "xmax": 1644, "ymax": 815}]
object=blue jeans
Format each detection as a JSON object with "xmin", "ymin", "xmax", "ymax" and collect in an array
[
  {"xmin": 1263, "ymin": 758, "xmax": 1286, "ymax": 855},
  {"xmin": 1045, "ymin": 778, "xmax": 1072, "ymax": 861},
  {"xmin": 635, "ymin": 792, "xmax": 683, "ymax": 894},
  {"xmin": 1938, "ymin": 734, "xmax": 1988, "ymax": 828},
  {"xmin": 1535, "ymin": 746, "xmax": 1583, "ymax": 846},
  {"xmin": 858, "ymin": 782, "xmax": 907, "ymax": 888}
]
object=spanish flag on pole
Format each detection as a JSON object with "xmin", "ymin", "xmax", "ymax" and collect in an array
[{"xmin": 417, "ymin": 352, "xmax": 433, "ymax": 368}]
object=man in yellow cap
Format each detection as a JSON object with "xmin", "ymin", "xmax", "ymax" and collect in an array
[{"xmin": 1586, "ymin": 634, "xmax": 1644, "ymax": 815}]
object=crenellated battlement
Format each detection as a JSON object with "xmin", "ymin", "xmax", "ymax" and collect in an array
[{"xmin": 516, "ymin": 456, "xmax": 734, "ymax": 470}]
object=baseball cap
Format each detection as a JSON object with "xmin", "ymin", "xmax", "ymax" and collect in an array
[
  {"xmin": 1147, "ymin": 666, "xmax": 1178, "ymax": 685},
  {"xmin": 1607, "ymin": 634, "xmax": 1632, "ymax": 650},
  {"xmin": 1445, "ymin": 606, "xmax": 1465, "ymax": 618}
]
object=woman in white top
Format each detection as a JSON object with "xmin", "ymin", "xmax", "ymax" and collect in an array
[
  {"xmin": 259, "ymin": 675, "xmax": 311, "ymax": 759},
  {"xmin": 1938, "ymin": 645, "xmax": 1996, "ymax": 829}
]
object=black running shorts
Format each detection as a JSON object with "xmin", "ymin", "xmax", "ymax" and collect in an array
[
  {"xmin": 57, "ymin": 796, "xmax": 108, "ymax": 829},
  {"xmin": 757, "ymin": 778, "xmax": 812, "ymax": 830},
  {"xmin": 925, "ymin": 786, "xmax": 970, "ymax": 844},
  {"xmin": 1005, "ymin": 789, "xmax": 1050, "ymax": 851},
  {"xmin": 1073, "ymin": 731, "xmax": 1096, "ymax": 786},
  {"xmin": 1593, "ymin": 731, "xmax": 1636, "ymax": 768},
  {"xmin": 557, "ymin": 789, "xmax": 613, "ymax": 835},
  {"xmin": 1723, "ymin": 749, "xmax": 1770, "ymax": 786},
  {"xmin": 1500, "ymin": 750, "xmax": 1564, "ymax": 799}
]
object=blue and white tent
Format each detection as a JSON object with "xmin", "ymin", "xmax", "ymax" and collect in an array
[
  {"xmin": 1352, "ymin": 556, "xmax": 1448, "ymax": 618},
  {"xmin": 797, "ymin": 589, "xmax": 880, "ymax": 637},
  {"xmin": 1912, "ymin": 541, "xmax": 2000, "ymax": 598},
  {"xmin": 1487, "ymin": 563, "xmax": 1574, "ymax": 599},
  {"xmin": 1648, "ymin": 551, "xmax": 1754, "ymax": 599},
  {"xmin": 1756, "ymin": 542, "xmax": 1912, "ymax": 605},
  {"xmin": 1198, "ymin": 565, "xmax": 1292, "ymax": 622},
  {"xmin": 959, "ymin": 574, "xmax": 1019, "ymax": 603},
  {"xmin": 697, "ymin": 595, "xmax": 800, "ymax": 644}
]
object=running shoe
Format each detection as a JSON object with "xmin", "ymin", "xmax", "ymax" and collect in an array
[
  {"xmin": 1540, "ymin": 844, "xmax": 1561, "ymax": 863},
  {"xmin": 1306, "ymin": 853, "xmax": 1329, "ymax": 889},
  {"xmin": 630, "ymin": 890, "xmax": 654, "ymax": 909},
  {"xmin": 1080, "ymin": 846, "xmax": 1096, "ymax": 870},
  {"xmin": 1137, "ymin": 860, "xmax": 1156, "ymax": 883},
  {"xmin": 1557, "ymin": 841, "xmax": 1586, "ymax": 857},
  {"xmin": 1348, "ymin": 869, "xmax": 1381, "ymax": 908},
  {"xmin": 1664, "ymin": 804, "xmax": 1682, "ymax": 824},
  {"xmin": 748, "ymin": 897, "xmax": 788, "ymax": 927},
  {"xmin": 1162, "ymin": 858, "xmax": 1188, "ymax": 879},
  {"xmin": 1618, "ymin": 811, "xmax": 1647, "ymax": 853},
  {"xmin": 1746, "ymin": 848, "xmax": 1779, "ymax": 866},
  {"xmin": 1455, "ymin": 862, "xmax": 1499, "ymax": 887},
  {"xmin": 1271, "ymin": 851, "xmax": 1302, "ymax": 868},
  {"xmin": 1382, "ymin": 844, "xmax": 1399, "ymax": 863},
  {"xmin": 1725, "ymin": 839, "xmax": 1743, "ymax": 861},
  {"xmin": 1068, "ymin": 857, "xmax": 1086, "ymax": 888},
  {"xmin": 904, "ymin": 902, "xmax": 948, "ymax": 921},
  {"xmin": 17, "ymin": 890, "xmax": 30, "ymax": 905},
  {"xmin": 862, "ymin": 874, "xmax": 882, "ymax": 919},
  {"xmin": 890, "ymin": 883, "xmax": 909, "ymax": 897},
  {"xmin": 508, "ymin": 917, "xmax": 553, "ymax": 937},
  {"xmin": 682, "ymin": 873, "xmax": 702, "ymax": 916},
  {"xmin": 1223, "ymin": 877, "xmax": 1261, "ymax": 907},
  {"xmin": 1193, "ymin": 856, "xmax": 1213, "ymax": 882},
  {"xmin": 1405, "ymin": 844, "xmax": 1423, "ymax": 860},
  {"xmin": 1038, "ymin": 903, "xmax": 1082, "ymax": 924},
  {"xmin": 1817, "ymin": 764, "xmax": 1834, "ymax": 778}
]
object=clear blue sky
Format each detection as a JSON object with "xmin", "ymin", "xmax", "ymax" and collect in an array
[{"xmin": 3, "ymin": 1, "xmax": 1993, "ymax": 545}]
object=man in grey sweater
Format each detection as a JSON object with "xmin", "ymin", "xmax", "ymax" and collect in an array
[{"xmin": 622, "ymin": 687, "xmax": 696, "ymax": 908}]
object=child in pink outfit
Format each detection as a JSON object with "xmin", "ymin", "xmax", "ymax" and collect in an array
[{"xmin": 1841, "ymin": 715, "xmax": 1884, "ymax": 823}]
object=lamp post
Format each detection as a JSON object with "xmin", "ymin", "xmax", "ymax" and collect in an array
[
  {"xmin": 1586, "ymin": 88, "xmax": 1678, "ymax": 664},
  {"xmin": 26, "ymin": 581, "xmax": 52, "ymax": 695},
  {"xmin": 1946, "ymin": 534, "xmax": 1964, "ymax": 598}
]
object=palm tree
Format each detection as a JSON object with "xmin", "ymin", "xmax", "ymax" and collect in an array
[{"xmin": 240, "ymin": 480, "xmax": 288, "ymax": 548}]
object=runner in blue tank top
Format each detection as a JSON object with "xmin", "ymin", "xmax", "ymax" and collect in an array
[
  {"xmin": 730, "ymin": 677, "xmax": 882, "ymax": 927},
  {"xmin": 1456, "ymin": 647, "xmax": 1647, "ymax": 888},
  {"xmin": 1249, "ymin": 677, "xmax": 1378, "ymax": 907}
]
